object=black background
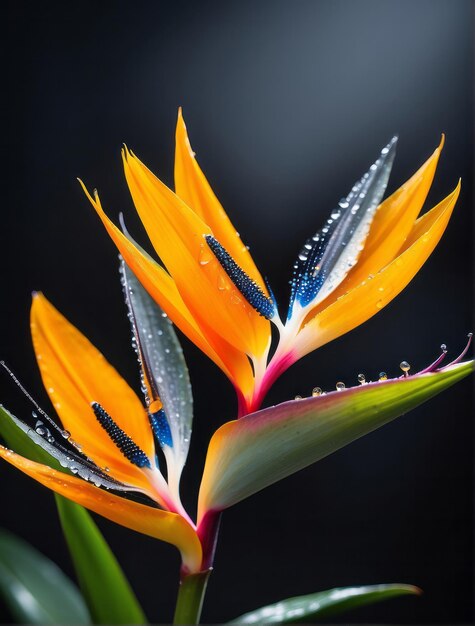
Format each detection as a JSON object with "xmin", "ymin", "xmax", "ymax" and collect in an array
[{"xmin": 2, "ymin": 1, "xmax": 474, "ymax": 623}]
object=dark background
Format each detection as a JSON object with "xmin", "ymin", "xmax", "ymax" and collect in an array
[{"xmin": 2, "ymin": 0, "xmax": 473, "ymax": 623}]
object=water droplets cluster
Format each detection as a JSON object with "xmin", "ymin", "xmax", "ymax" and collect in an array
[
  {"xmin": 291, "ymin": 334, "xmax": 474, "ymax": 402},
  {"xmin": 292, "ymin": 358, "xmax": 417, "ymax": 400},
  {"xmin": 288, "ymin": 137, "xmax": 397, "ymax": 318}
]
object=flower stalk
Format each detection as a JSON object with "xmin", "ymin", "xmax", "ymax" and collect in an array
[{"xmin": 173, "ymin": 569, "xmax": 212, "ymax": 625}]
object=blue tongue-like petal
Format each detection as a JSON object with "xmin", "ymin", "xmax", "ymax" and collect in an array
[{"xmin": 288, "ymin": 137, "xmax": 397, "ymax": 320}]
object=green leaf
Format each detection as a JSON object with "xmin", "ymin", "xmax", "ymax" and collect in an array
[
  {"xmin": 0, "ymin": 527, "xmax": 90, "ymax": 624},
  {"xmin": 0, "ymin": 405, "xmax": 147, "ymax": 624},
  {"xmin": 228, "ymin": 583, "xmax": 421, "ymax": 624},
  {"xmin": 199, "ymin": 361, "xmax": 473, "ymax": 514},
  {"xmin": 0, "ymin": 404, "xmax": 62, "ymax": 470},
  {"xmin": 56, "ymin": 497, "xmax": 146, "ymax": 624}
]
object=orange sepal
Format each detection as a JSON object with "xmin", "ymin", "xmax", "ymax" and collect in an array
[
  {"xmin": 295, "ymin": 181, "xmax": 460, "ymax": 357},
  {"xmin": 31, "ymin": 293, "xmax": 154, "ymax": 492},
  {"xmin": 0, "ymin": 446, "xmax": 202, "ymax": 573},
  {"xmin": 174, "ymin": 108, "xmax": 268, "ymax": 292},
  {"xmin": 305, "ymin": 138, "xmax": 444, "ymax": 322},
  {"xmin": 122, "ymin": 149, "xmax": 271, "ymax": 359}
]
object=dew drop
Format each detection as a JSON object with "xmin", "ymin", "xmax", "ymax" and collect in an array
[
  {"xmin": 335, "ymin": 382, "xmax": 345, "ymax": 391},
  {"xmin": 379, "ymin": 372, "xmax": 388, "ymax": 381},
  {"xmin": 199, "ymin": 244, "xmax": 213, "ymax": 266},
  {"xmin": 440, "ymin": 343, "xmax": 447, "ymax": 352},
  {"xmin": 357, "ymin": 373, "xmax": 366, "ymax": 384},
  {"xmin": 217, "ymin": 274, "xmax": 227, "ymax": 291},
  {"xmin": 312, "ymin": 387, "xmax": 322, "ymax": 396},
  {"xmin": 400, "ymin": 361, "xmax": 411, "ymax": 375},
  {"xmin": 376, "ymin": 299, "xmax": 383, "ymax": 309},
  {"xmin": 104, "ymin": 467, "xmax": 110, "ymax": 472},
  {"xmin": 35, "ymin": 421, "xmax": 46, "ymax": 436},
  {"xmin": 294, "ymin": 395, "xmax": 303, "ymax": 400},
  {"xmin": 61, "ymin": 429, "xmax": 70, "ymax": 439}
]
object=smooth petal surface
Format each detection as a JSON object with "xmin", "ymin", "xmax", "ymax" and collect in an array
[
  {"xmin": 0, "ymin": 528, "xmax": 90, "ymax": 625},
  {"xmin": 228, "ymin": 584, "xmax": 421, "ymax": 624},
  {"xmin": 31, "ymin": 294, "xmax": 154, "ymax": 491},
  {"xmin": 308, "ymin": 138, "xmax": 444, "ymax": 314},
  {"xmin": 0, "ymin": 447, "xmax": 203, "ymax": 573},
  {"xmin": 175, "ymin": 109, "xmax": 267, "ymax": 292},
  {"xmin": 295, "ymin": 182, "xmax": 459, "ymax": 357},
  {"xmin": 122, "ymin": 148, "xmax": 271, "ymax": 359},
  {"xmin": 198, "ymin": 361, "xmax": 473, "ymax": 519}
]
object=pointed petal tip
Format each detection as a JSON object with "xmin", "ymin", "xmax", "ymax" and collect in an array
[{"xmin": 383, "ymin": 135, "xmax": 398, "ymax": 157}]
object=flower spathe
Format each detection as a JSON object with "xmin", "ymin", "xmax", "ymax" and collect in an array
[{"xmin": 82, "ymin": 113, "xmax": 459, "ymax": 414}]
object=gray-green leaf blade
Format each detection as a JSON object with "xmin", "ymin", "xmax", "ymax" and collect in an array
[
  {"xmin": 0, "ymin": 528, "xmax": 90, "ymax": 624},
  {"xmin": 228, "ymin": 583, "xmax": 420, "ymax": 624}
]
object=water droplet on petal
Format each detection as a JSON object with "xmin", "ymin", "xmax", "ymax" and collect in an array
[
  {"xmin": 294, "ymin": 395, "xmax": 303, "ymax": 400},
  {"xmin": 312, "ymin": 387, "xmax": 322, "ymax": 396},
  {"xmin": 376, "ymin": 299, "xmax": 383, "ymax": 309},
  {"xmin": 379, "ymin": 372, "xmax": 388, "ymax": 381},
  {"xmin": 357, "ymin": 373, "xmax": 366, "ymax": 384},
  {"xmin": 400, "ymin": 361, "xmax": 411, "ymax": 376},
  {"xmin": 336, "ymin": 382, "xmax": 345, "ymax": 391},
  {"xmin": 61, "ymin": 429, "xmax": 70, "ymax": 439},
  {"xmin": 199, "ymin": 243, "xmax": 213, "ymax": 266},
  {"xmin": 440, "ymin": 344, "xmax": 447, "ymax": 352},
  {"xmin": 217, "ymin": 274, "xmax": 227, "ymax": 291}
]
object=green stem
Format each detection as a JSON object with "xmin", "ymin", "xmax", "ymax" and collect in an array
[{"xmin": 173, "ymin": 569, "xmax": 211, "ymax": 625}]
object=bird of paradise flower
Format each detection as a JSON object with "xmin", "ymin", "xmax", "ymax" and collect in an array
[
  {"xmin": 0, "ymin": 114, "xmax": 473, "ymax": 624},
  {"xmin": 1, "ymin": 267, "xmax": 472, "ymax": 576},
  {"xmin": 80, "ymin": 111, "xmax": 460, "ymax": 416}
]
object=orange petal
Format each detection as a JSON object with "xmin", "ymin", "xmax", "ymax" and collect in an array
[
  {"xmin": 82, "ymin": 184, "xmax": 256, "ymax": 400},
  {"xmin": 122, "ymin": 148, "xmax": 271, "ymax": 359},
  {"xmin": 305, "ymin": 138, "xmax": 444, "ymax": 321},
  {"xmin": 0, "ymin": 446, "xmax": 202, "ymax": 573},
  {"xmin": 31, "ymin": 293, "xmax": 154, "ymax": 492},
  {"xmin": 294, "ymin": 182, "xmax": 460, "ymax": 357},
  {"xmin": 175, "ymin": 108, "xmax": 268, "ymax": 292}
]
